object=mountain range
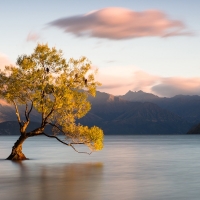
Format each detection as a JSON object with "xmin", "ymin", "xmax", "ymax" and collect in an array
[
  {"xmin": 1, "ymin": 90, "xmax": 200, "ymax": 135},
  {"xmin": 119, "ymin": 90, "xmax": 200, "ymax": 124}
]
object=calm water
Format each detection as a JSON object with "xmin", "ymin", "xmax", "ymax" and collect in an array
[{"xmin": 1, "ymin": 135, "xmax": 200, "ymax": 200}]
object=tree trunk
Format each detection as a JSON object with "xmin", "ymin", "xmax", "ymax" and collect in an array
[{"xmin": 7, "ymin": 134, "xmax": 28, "ymax": 160}]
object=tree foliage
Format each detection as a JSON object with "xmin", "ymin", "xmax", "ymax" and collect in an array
[{"xmin": 0, "ymin": 44, "xmax": 104, "ymax": 159}]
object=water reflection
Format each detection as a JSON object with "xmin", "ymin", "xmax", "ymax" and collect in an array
[
  {"xmin": 2, "ymin": 136, "xmax": 200, "ymax": 200},
  {"xmin": 1, "ymin": 161, "xmax": 103, "ymax": 200}
]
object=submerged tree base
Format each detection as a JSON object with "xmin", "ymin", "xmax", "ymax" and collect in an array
[
  {"xmin": 7, "ymin": 152, "xmax": 27, "ymax": 160},
  {"xmin": 6, "ymin": 139, "xmax": 28, "ymax": 160}
]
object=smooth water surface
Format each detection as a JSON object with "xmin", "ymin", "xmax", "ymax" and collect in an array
[{"xmin": 1, "ymin": 135, "xmax": 200, "ymax": 200}]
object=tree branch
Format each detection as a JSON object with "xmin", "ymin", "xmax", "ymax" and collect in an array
[
  {"xmin": 43, "ymin": 105, "xmax": 55, "ymax": 124},
  {"xmin": 26, "ymin": 127, "xmax": 44, "ymax": 137},
  {"xmin": 48, "ymin": 122, "xmax": 90, "ymax": 143},
  {"xmin": 42, "ymin": 132, "xmax": 92, "ymax": 155},
  {"xmin": 25, "ymin": 103, "xmax": 29, "ymax": 121},
  {"xmin": 48, "ymin": 122, "xmax": 66, "ymax": 134},
  {"xmin": 41, "ymin": 90, "xmax": 45, "ymax": 122},
  {"xmin": 43, "ymin": 132, "xmax": 69, "ymax": 145},
  {"xmin": 13, "ymin": 100, "xmax": 22, "ymax": 127},
  {"xmin": 48, "ymin": 122, "xmax": 76, "ymax": 141},
  {"xmin": 27, "ymin": 100, "xmax": 33, "ymax": 119},
  {"xmin": 70, "ymin": 143, "xmax": 92, "ymax": 155}
]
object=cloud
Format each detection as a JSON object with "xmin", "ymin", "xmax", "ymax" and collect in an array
[
  {"xmin": 26, "ymin": 32, "xmax": 41, "ymax": 42},
  {"xmin": 152, "ymin": 77, "xmax": 200, "ymax": 97},
  {"xmin": 0, "ymin": 99, "xmax": 12, "ymax": 106},
  {"xmin": 0, "ymin": 54, "xmax": 14, "ymax": 106},
  {"xmin": 96, "ymin": 67, "xmax": 200, "ymax": 97},
  {"xmin": 48, "ymin": 7, "xmax": 190, "ymax": 40},
  {"xmin": 131, "ymin": 70, "xmax": 159, "ymax": 92},
  {"xmin": 96, "ymin": 65, "xmax": 136, "ymax": 95},
  {"xmin": 0, "ymin": 53, "xmax": 13, "ymax": 70},
  {"xmin": 131, "ymin": 70, "xmax": 200, "ymax": 97}
]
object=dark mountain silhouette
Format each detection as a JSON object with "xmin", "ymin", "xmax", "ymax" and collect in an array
[
  {"xmin": 88, "ymin": 91, "xmax": 127, "ymax": 104},
  {"xmin": 120, "ymin": 90, "xmax": 200, "ymax": 124},
  {"xmin": 0, "ymin": 121, "xmax": 40, "ymax": 135},
  {"xmin": 0, "ymin": 121, "xmax": 53, "ymax": 135},
  {"xmin": 0, "ymin": 90, "xmax": 199, "ymax": 135},
  {"xmin": 79, "ymin": 100, "xmax": 192, "ymax": 134},
  {"xmin": 187, "ymin": 123, "xmax": 200, "ymax": 134},
  {"xmin": 119, "ymin": 90, "xmax": 159, "ymax": 102},
  {"xmin": 0, "ymin": 102, "xmax": 41, "ymax": 123},
  {"xmin": 153, "ymin": 95, "xmax": 200, "ymax": 124},
  {"xmin": 0, "ymin": 104, "xmax": 16, "ymax": 122}
]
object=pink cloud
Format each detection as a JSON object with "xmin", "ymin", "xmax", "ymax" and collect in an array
[
  {"xmin": 0, "ymin": 99, "xmax": 12, "ymax": 106},
  {"xmin": 97, "ymin": 68, "xmax": 200, "ymax": 97},
  {"xmin": 26, "ymin": 32, "xmax": 41, "ymax": 42},
  {"xmin": 0, "ymin": 54, "xmax": 14, "ymax": 106},
  {"xmin": 132, "ymin": 71, "xmax": 200, "ymax": 97},
  {"xmin": 0, "ymin": 53, "xmax": 13, "ymax": 70},
  {"xmin": 48, "ymin": 7, "xmax": 191, "ymax": 40},
  {"xmin": 96, "ymin": 65, "xmax": 135, "ymax": 94},
  {"xmin": 152, "ymin": 77, "xmax": 200, "ymax": 97},
  {"xmin": 98, "ymin": 75, "xmax": 133, "ymax": 94}
]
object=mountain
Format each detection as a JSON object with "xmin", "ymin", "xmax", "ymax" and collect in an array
[
  {"xmin": 0, "ymin": 121, "xmax": 53, "ymax": 135},
  {"xmin": 0, "ymin": 91, "xmax": 197, "ymax": 135},
  {"xmin": 0, "ymin": 121, "xmax": 40, "ymax": 135},
  {"xmin": 153, "ymin": 95, "xmax": 200, "ymax": 124},
  {"xmin": 119, "ymin": 90, "xmax": 159, "ymax": 102},
  {"xmin": 79, "ymin": 99, "xmax": 192, "ymax": 134},
  {"xmin": 0, "ymin": 104, "xmax": 16, "ymax": 122},
  {"xmin": 187, "ymin": 123, "xmax": 200, "ymax": 134},
  {"xmin": 88, "ymin": 91, "xmax": 127, "ymax": 104},
  {"xmin": 120, "ymin": 91, "xmax": 200, "ymax": 124},
  {"xmin": 0, "ymin": 101, "xmax": 42, "ymax": 123}
]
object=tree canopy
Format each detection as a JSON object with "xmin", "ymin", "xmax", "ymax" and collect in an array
[{"xmin": 0, "ymin": 43, "xmax": 104, "ymax": 160}]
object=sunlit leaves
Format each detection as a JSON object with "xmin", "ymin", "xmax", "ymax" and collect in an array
[
  {"xmin": 63, "ymin": 124, "xmax": 104, "ymax": 151},
  {"xmin": 0, "ymin": 43, "xmax": 104, "ymax": 152}
]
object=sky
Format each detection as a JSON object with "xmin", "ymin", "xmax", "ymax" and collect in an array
[{"xmin": 1, "ymin": 0, "xmax": 200, "ymax": 97}]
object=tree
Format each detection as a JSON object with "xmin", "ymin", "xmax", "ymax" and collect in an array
[{"xmin": 0, "ymin": 44, "xmax": 104, "ymax": 160}]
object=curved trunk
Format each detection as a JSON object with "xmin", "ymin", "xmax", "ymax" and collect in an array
[{"xmin": 7, "ymin": 135, "xmax": 28, "ymax": 160}]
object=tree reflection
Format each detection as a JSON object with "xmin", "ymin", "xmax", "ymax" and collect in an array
[{"xmin": 5, "ymin": 162, "xmax": 103, "ymax": 200}]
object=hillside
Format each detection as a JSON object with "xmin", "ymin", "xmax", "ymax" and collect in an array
[
  {"xmin": 0, "ymin": 90, "xmax": 198, "ymax": 135},
  {"xmin": 0, "ymin": 121, "xmax": 53, "ymax": 135},
  {"xmin": 79, "ymin": 100, "xmax": 192, "ymax": 134},
  {"xmin": 119, "ymin": 90, "xmax": 159, "ymax": 102},
  {"xmin": 120, "ymin": 90, "xmax": 200, "ymax": 124}
]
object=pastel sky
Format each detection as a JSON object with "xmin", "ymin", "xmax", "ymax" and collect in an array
[{"xmin": 1, "ymin": 0, "xmax": 200, "ymax": 97}]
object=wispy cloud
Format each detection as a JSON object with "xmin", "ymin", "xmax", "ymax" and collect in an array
[
  {"xmin": 48, "ymin": 7, "xmax": 191, "ymax": 40},
  {"xmin": 96, "ymin": 66, "xmax": 136, "ymax": 95},
  {"xmin": 132, "ymin": 71, "xmax": 200, "ymax": 97},
  {"xmin": 151, "ymin": 77, "xmax": 200, "ymax": 97},
  {"xmin": 97, "ymin": 67, "xmax": 200, "ymax": 97},
  {"xmin": 26, "ymin": 32, "xmax": 41, "ymax": 42}
]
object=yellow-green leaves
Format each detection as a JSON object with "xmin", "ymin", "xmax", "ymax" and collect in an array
[
  {"xmin": 0, "ymin": 43, "xmax": 104, "ymax": 152},
  {"xmin": 63, "ymin": 124, "xmax": 104, "ymax": 151}
]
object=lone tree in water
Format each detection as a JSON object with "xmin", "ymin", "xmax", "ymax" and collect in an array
[{"xmin": 0, "ymin": 44, "xmax": 104, "ymax": 160}]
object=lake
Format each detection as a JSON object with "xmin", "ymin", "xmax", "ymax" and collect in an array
[{"xmin": 1, "ymin": 135, "xmax": 200, "ymax": 200}]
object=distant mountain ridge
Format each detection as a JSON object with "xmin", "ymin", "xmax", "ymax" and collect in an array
[
  {"xmin": 79, "ymin": 100, "xmax": 192, "ymax": 135},
  {"xmin": 1, "ymin": 90, "xmax": 200, "ymax": 135},
  {"xmin": 119, "ymin": 90, "xmax": 159, "ymax": 102},
  {"xmin": 0, "ymin": 121, "xmax": 52, "ymax": 135},
  {"xmin": 88, "ymin": 91, "xmax": 127, "ymax": 104},
  {"xmin": 119, "ymin": 90, "xmax": 200, "ymax": 124},
  {"xmin": 79, "ymin": 91, "xmax": 193, "ymax": 134}
]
